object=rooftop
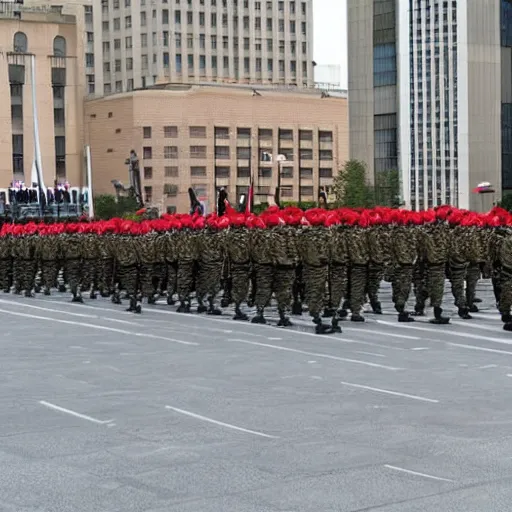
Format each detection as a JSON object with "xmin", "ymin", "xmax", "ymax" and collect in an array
[{"xmin": 0, "ymin": 1, "xmax": 75, "ymax": 23}]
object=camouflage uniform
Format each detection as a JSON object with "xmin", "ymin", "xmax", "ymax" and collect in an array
[
  {"xmin": 328, "ymin": 225, "xmax": 349, "ymax": 328},
  {"xmin": 391, "ymin": 223, "xmax": 418, "ymax": 321},
  {"xmin": 466, "ymin": 228, "xmax": 488, "ymax": 312},
  {"xmin": 12, "ymin": 234, "xmax": 37, "ymax": 297},
  {"xmin": 39, "ymin": 233, "xmax": 61, "ymax": 295},
  {"xmin": 420, "ymin": 223, "xmax": 450, "ymax": 324},
  {"xmin": 0, "ymin": 235, "xmax": 12, "ymax": 293},
  {"xmin": 366, "ymin": 225, "xmax": 389, "ymax": 314},
  {"xmin": 299, "ymin": 225, "xmax": 332, "ymax": 333},
  {"xmin": 81, "ymin": 233, "xmax": 99, "ymax": 299},
  {"xmin": 139, "ymin": 231, "xmax": 159, "ymax": 303},
  {"xmin": 196, "ymin": 227, "xmax": 225, "ymax": 314},
  {"xmin": 97, "ymin": 233, "xmax": 115, "ymax": 298},
  {"xmin": 176, "ymin": 229, "xmax": 197, "ymax": 312},
  {"xmin": 157, "ymin": 231, "xmax": 178, "ymax": 305},
  {"xmin": 345, "ymin": 225, "xmax": 370, "ymax": 321},
  {"xmin": 226, "ymin": 225, "xmax": 251, "ymax": 320},
  {"xmin": 499, "ymin": 232, "xmax": 512, "ymax": 330},
  {"xmin": 448, "ymin": 225, "xmax": 471, "ymax": 318},
  {"xmin": 250, "ymin": 227, "xmax": 274, "ymax": 323},
  {"xmin": 60, "ymin": 233, "xmax": 83, "ymax": 302},
  {"xmin": 114, "ymin": 234, "xmax": 141, "ymax": 312},
  {"xmin": 412, "ymin": 258, "xmax": 428, "ymax": 316},
  {"xmin": 490, "ymin": 228, "xmax": 506, "ymax": 309}
]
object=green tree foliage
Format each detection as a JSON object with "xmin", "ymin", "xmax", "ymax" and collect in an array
[
  {"xmin": 375, "ymin": 168, "xmax": 401, "ymax": 207},
  {"xmin": 94, "ymin": 194, "xmax": 139, "ymax": 220},
  {"xmin": 333, "ymin": 159, "xmax": 374, "ymax": 208},
  {"xmin": 497, "ymin": 192, "xmax": 512, "ymax": 212}
]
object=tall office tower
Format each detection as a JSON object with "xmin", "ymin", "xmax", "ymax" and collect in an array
[
  {"xmin": 348, "ymin": 0, "xmax": 502, "ymax": 211},
  {"xmin": 80, "ymin": 0, "xmax": 314, "ymax": 97}
]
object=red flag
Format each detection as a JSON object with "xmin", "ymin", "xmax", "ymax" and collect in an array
[
  {"xmin": 224, "ymin": 197, "xmax": 237, "ymax": 216},
  {"xmin": 245, "ymin": 179, "xmax": 254, "ymax": 214}
]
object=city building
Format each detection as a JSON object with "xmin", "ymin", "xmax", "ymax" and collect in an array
[
  {"xmin": 0, "ymin": 2, "xmax": 85, "ymax": 187},
  {"xmin": 84, "ymin": 83, "xmax": 348, "ymax": 213},
  {"xmin": 347, "ymin": 0, "xmax": 502, "ymax": 211},
  {"xmin": 79, "ymin": 0, "xmax": 315, "ymax": 98}
]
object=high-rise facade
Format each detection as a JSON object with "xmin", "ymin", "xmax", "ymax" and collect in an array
[
  {"xmin": 82, "ymin": 0, "xmax": 314, "ymax": 97},
  {"xmin": 348, "ymin": 0, "xmax": 502, "ymax": 211}
]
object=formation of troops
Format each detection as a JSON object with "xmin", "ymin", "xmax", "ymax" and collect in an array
[{"xmin": 0, "ymin": 203, "xmax": 511, "ymax": 334}]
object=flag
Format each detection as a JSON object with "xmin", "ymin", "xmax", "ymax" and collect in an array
[
  {"xmin": 472, "ymin": 181, "xmax": 495, "ymax": 194},
  {"xmin": 245, "ymin": 178, "xmax": 253, "ymax": 214}
]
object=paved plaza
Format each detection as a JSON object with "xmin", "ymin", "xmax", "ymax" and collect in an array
[{"xmin": 1, "ymin": 280, "xmax": 512, "ymax": 511}]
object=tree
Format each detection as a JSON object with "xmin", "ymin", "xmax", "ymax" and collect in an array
[
  {"xmin": 374, "ymin": 169, "xmax": 401, "ymax": 207},
  {"xmin": 333, "ymin": 159, "xmax": 374, "ymax": 208},
  {"xmin": 497, "ymin": 192, "xmax": 512, "ymax": 212},
  {"xmin": 94, "ymin": 194, "xmax": 139, "ymax": 219}
]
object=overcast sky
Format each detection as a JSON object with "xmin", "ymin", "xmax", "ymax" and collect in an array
[{"xmin": 313, "ymin": 0, "xmax": 347, "ymax": 88}]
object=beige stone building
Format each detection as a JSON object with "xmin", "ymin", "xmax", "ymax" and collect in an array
[
  {"xmin": 85, "ymin": 83, "xmax": 348, "ymax": 213},
  {"xmin": 0, "ymin": 2, "xmax": 85, "ymax": 188}
]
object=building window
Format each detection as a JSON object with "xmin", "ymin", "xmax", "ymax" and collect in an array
[
  {"xmin": 189, "ymin": 126, "xmax": 206, "ymax": 138},
  {"xmin": 85, "ymin": 53, "xmax": 95, "ymax": 67},
  {"xmin": 281, "ymin": 185, "xmax": 293, "ymax": 197},
  {"xmin": 164, "ymin": 146, "xmax": 178, "ymax": 159},
  {"xmin": 319, "ymin": 168, "xmax": 333, "ymax": 178},
  {"xmin": 164, "ymin": 183, "xmax": 178, "ymax": 196},
  {"xmin": 373, "ymin": 43, "xmax": 397, "ymax": 87},
  {"xmin": 215, "ymin": 166, "xmax": 230, "ymax": 178},
  {"xmin": 237, "ymin": 128, "xmax": 251, "ymax": 139},
  {"xmin": 143, "ymin": 147, "xmax": 152, "ymax": 159},
  {"xmin": 236, "ymin": 147, "xmax": 251, "ymax": 159},
  {"xmin": 319, "ymin": 150, "xmax": 332, "ymax": 161},
  {"xmin": 299, "ymin": 149, "xmax": 313, "ymax": 160},
  {"xmin": 167, "ymin": 205, "xmax": 177, "ymax": 214},
  {"xmin": 143, "ymin": 126, "xmax": 152, "ymax": 138},
  {"xmin": 215, "ymin": 146, "xmax": 230, "ymax": 159},
  {"xmin": 259, "ymin": 167, "xmax": 272, "ymax": 178},
  {"xmin": 191, "ymin": 166, "xmax": 207, "ymax": 177},
  {"xmin": 164, "ymin": 125, "xmax": 178, "ymax": 138},
  {"xmin": 215, "ymin": 127, "xmax": 230, "ymax": 139},
  {"xmin": 281, "ymin": 166, "xmax": 293, "ymax": 178},
  {"xmin": 319, "ymin": 130, "xmax": 333, "ymax": 142},
  {"xmin": 258, "ymin": 128, "xmax": 273, "ymax": 140},
  {"xmin": 237, "ymin": 167, "xmax": 251, "ymax": 178},
  {"xmin": 13, "ymin": 32, "xmax": 28, "ymax": 53},
  {"xmin": 300, "ymin": 186, "xmax": 314, "ymax": 196},
  {"xmin": 279, "ymin": 129, "xmax": 293, "ymax": 141},
  {"xmin": 165, "ymin": 166, "xmax": 178, "ymax": 177},
  {"xmin": 144, "ymin": 186, "xmax": 153, "ymax": 203},
  {"xmin": 53, "ymin": 36, "xmax": 66, "ymax": 57},
  {"xmin": 144, "ymin": 166, "xmax": 153, "ymax": 179},
  {"xmin": 299, "ymin": 129, "xmax": 313, "ymax": 141},
  {"xmin": 190, "ymin": 145, "xmax": 206, "ymax": 158},
  {"xmin": 374, "ymin": 113, "xmax": 397, "ymax": 172},
  {"xmin": 300, "ymin": 167, "xmax": 313, "ymax": 178}
]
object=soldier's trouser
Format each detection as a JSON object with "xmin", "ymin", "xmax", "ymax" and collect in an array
[
  {"xmin": 392, "ymin": 264, "xmax": 413, "ymax": 312},
  {"xmin": 177, "ymin": 260, "xmax": 195, "ymax": 302},
  {"xmin": 254, "ymin": 263, "xmax": 274, "ymax": 309},
  {"xmin": 18, "ymin": 258, "xmax": 36, "ymax": 292},
  {"xmin": 41, "ymin": 260, "xmax": 59, "ymax": 291},
  {"xmin": 499, "ymin": 265, "xmax": 512, "ymax": 316},
  {"xmin": 274, "ymin": 265, "xmax": 295, "ymax": 312},
  {"xmin": 349, "ymin": 264, "xmax": 368, "ymax": 314},
  {"xmin": 98, "ymin": 258, "xmax": 114, "ymax": 294},
  {"xmin": 65, "ymin": 258, "xmax": 82, "ymax": 295},
  {"xmin": 166, "ymin": 261, "xmax": 178, "ymax": 297},
  {"xmin": 0, "ymin": 257, "xmax": 12, "ymax": 291},
  {"xmin": 493, "ymin": 267, "xmax": 502, "ymax": 305},
  {"xmin": 303, "ymin": 263, "xmax": 328, "ymax": 317},
  {"xmin": 139, "ymin": 263, "xmax": 157, "ymax": 298},
  {"xmin": 153, "ymin": 262, "xmax": 166, "ymax": 294},
  {"xmin": 196, "ymin": 260, "xmax": 223, "ymax": 301},
  {"xmin": 231, "ymin": 263, "xmax": 250, "ymax": 306},
  {"xmin": 465, "ymin": 262, "xmax": 481, "ymax": 307},
  {"xmin": 449, "ymin": 261, "xmax": 468, "ymax": 308},
  {"xmin": 81, "ymin": 258, "xmax": 97, "ymax": 292},
  {"xmin": 413, "ymin": 261, "xmax": 428, "ymax": 310},
  {"xmin": 367, "ymin": 262, "xmax": 384, "ymax": 304},
  {"xmin": 329, "ymin": 263, "xmax": 348, "ymax": 311},
  {"xmin": 427, "ymin": 263, "xmax": 445, "ymax": 309},
  {"xmin": 117, "ymin": 263, "xmax": 139, "ymax": 297},
  {"xmin": 292, "ymin": 264, "xmax": 305, "ymax": 304}
]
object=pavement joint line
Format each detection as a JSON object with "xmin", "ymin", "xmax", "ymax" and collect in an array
[
  {"xmin": 39, "ymin": 400, "xmax": 114, "ymax": 425},
  {"xmin": 383, "ymin": 464, "xmax": 454, "ymax": 482},
  {"xmin": 339, "ymin": 381, "xmax": 439, "ymax": 403},
  {"xmin": 0, "ymin": 308, "xmax": 198, "ymax": 346},
  {"xmin": 354, "ymin": 350, "xmax": 387, "ymax": 358},
  {"xmin": 164, "ymin": 405, "xmax": 279, "ymax": 439},
  {"xmin": 228, "ymin": 338, "xmax": 403, "ymax": 371}
]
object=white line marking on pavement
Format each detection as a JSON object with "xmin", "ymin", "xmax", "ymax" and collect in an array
[
  {"xmin": 447, "ymin": 342, "xmax": 512, "ymax": 356},
  {"xmin": 343, "ymin": 327, "xmax": 420, "ymax": 340},
  {"xmin": 308, "ymin": 360, "xmax": 317, "ymax": 363},
  {"xmin": 411, "ymin": 347, "xmax": 429, "ymax": 351},
  {"xmin": 376, "ymin": 319, "xmax": 512, "ymax": 344},
  {"xmin": 165, "ymin": 406, "xmax": 278, "ymax": 439},
  {"xmin": 339, "ymin": 381, "xmax": 439, "ymax": 403},
  {"xmin": 268, "ymin": 337, "xmax": 282, "ymax": 340},
  {"xmin": 0, "ymin": 299, "xmax": 146, "ymax": 326},
  {"xmin": 0, "ymin": 308, "xmax": 198, "ymax": 346},
  {"xmin": 39, "ymin": 400, "xmax": 114, "ymax": 425},
  {"xmin": 479, "ymin": 364, "xmax": 498, "ymax": 369},
  {"xmin": 228, "ymin": 339, "xmax": 402, "ymax": 371},
  {"xmin": 384, "ymin": 464, "xmax": 453, "ymax": 482},
  {"xmin": 354, "ymin": 351, "xmax": 386, "ymax": 358}
]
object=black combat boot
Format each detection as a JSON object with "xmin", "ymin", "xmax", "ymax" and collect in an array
[
  {"xmin": 504, "ymin": 322, "xmax": 512, "ymax": 331},
  {"xmin": 44, "ymin": 287, "xmax": 51, "ymax": 296},
  {"xmin": 398, "ymin": 311, "xmax": 415, "ymax": 323},
  {"xmin": 501, "ymin": 313, "xmax": 512, "ymax": 324},
  {"xmin": 473, "ymin": 297, "xmax": 482, "ymax": 303},
  {"xmin": 166, "ymin": 296, "xmax": 176, "ymax": 306},
  {"xmin": 233, "ymin": 305, "xmax": 248, "ymax": 321},
  {"xmin": 196, "ymin": 300, "xmax": 207, "ymax": 313},
  {"xmin": 251, "ymin": 307, "xmax": 266, "ymax": 324},
  {"xmin": 350, "ymin": 313, "xmax": 365, "ymax": 322},
  {"xmin": 313, "ymin": 314, "xmax": 332, "ymax": 334},
  {"xmin": 331, "ymin": 316, "xmax": 342, "ymax": 333},
  {"xmin": 207, "ymin": 298, "xmax": 222, "ymax": 315},
  {"xmin": 371, "ymin": 301, "xmax": 383, "ymax": 314},
  {"xmin": 322, "ymin": 308, "xmax": 335, "ymax": 318},
  {"xmin": 411, "ymin": 306, "xmax": 425, "ymax": 316},
  {"xmin": 177, "ymin": 301, "xmax": 190, "ymax": 313},
  {"xmin": 468, "ymin": 304, "xmax": 479, "ymax": 313},
  {"xmin": 277, "ymin": 308, "xmax": 292, "ymax": 327},
  {"xmin": 458, "ymin": 307, "xmax": 472, "ymax": 320},
  {"xmin": 291, "ymin": 301, "xmax": 303, "ymax": 315},
  {"xmin": 429, "ymin": 306, "xmax": 450, "ymax": 324},
  {"xmin": 337, "ymin": 308, "xmax": 349, "ymax": 319}
]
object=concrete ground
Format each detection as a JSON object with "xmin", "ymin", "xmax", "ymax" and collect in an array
[{"xmin": 1, "ymin": 280, "xmax": 512, "ymax": 511}]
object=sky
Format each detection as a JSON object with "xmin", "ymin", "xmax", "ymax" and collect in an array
[{"xmin": 313, "ymin": 0, "xmax": 347, "ymax": 88}]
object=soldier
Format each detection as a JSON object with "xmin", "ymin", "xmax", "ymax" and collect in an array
[
  {"xmin": 466, "ymin": 216, "xmax": 488, "ymax": 313},
  {"xmin": 80, "ymin": 223, "xmax": 99, "ymax": 299},
  {"xmin": 96, "ymin": 222, "xmax": 116, "ymax": 299},
  {"xmin": 60, "ymin": 223, "xmax": 84, "ymax": 302},
  {"xmin": 11, "ymin": 222, "xmax": 38, "ymax": 297},
  {"xmin": 38, "ymin": 223, "xmax": 63, "ymax": 296},
  {"xmin": 175, "ymin": 215, "xmax": 199, "ymax": 313},
  {"xmin": 139, "ymin": 222, "xmax": 160, "ymax": 304},
  {"xmin": 499, "ymin": 227, "xmax": 512, "ymax": 331},
  {"xmin": 0, "ymin": 224, "xmax": 13, "ymax": 293},
  {"xmin": 225, "ymin": 213, "xmax": 252, "ymax": 321}
]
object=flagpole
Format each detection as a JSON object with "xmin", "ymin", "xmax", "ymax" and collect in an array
[
  {"xmin": 30, "ymin": 54, "xmax": 45, "ymax": 215},
  {"xmin": 85, "ymin": 145, "xmax": 94, "ymax": 218}
]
